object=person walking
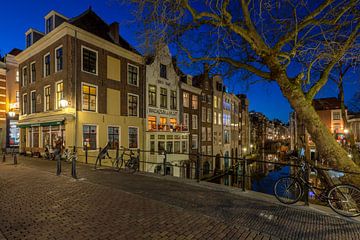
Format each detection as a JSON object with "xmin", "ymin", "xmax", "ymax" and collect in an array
[{"xmin": 54, "ymin": 137, "xmax": 63, "ymax": 176}]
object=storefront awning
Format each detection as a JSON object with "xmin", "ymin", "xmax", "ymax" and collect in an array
[{"xmin": 17, "ymin": 118, "xmax": 65, "ymax": 128}]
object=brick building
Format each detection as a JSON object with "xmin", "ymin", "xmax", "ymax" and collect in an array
[{"xmin": 16, "ymin": 8, "xmax": 145, "ymax": 164}]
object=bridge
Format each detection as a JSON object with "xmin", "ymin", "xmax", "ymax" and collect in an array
[{"xmin": 0, "ymin": 156, "xmax": 359, "ymax": 240}]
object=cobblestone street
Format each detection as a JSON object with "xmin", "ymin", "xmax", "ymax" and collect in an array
[{"xmin": 0, "ymin": 157, "xmax": 360, "ymax": 240}]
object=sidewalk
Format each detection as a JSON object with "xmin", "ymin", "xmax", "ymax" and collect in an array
[{"xmin": 1, "ymin": 156, "xmax": 360, "ymax": 239}]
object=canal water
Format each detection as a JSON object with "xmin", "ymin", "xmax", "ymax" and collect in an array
[{"xmin": 251, "ymin": 165, "xmax": 291, "ymax": 195}]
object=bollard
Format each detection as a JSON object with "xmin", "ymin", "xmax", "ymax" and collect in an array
[
  {"xmin": 2, "ymin": 153, "xmax": 5, "ymax": 162},
  {"xmin": 196, "ymin": 153, "xmax": 200, "ymax": 183},
  {"xmin": 56, "ymin": 153, "xmax": 61, "ymax": 176},
  {"xmin": 163, "ymin": 151, "xmax": 167, "ymax": 176},
  {"xmin": 71, "ymin": 154, "xmax": 77, "ymax": 179},
  {"xmin": 304, "ymin": 164, "xmax": 310, "ymax": 206},
  {"xmin": 99, "ymin": 147, "xmax": 102, "ymax": 166},
  {"xmin": 85, "ymin": 145, "xmax": 88, "ymax": 164},
  {"xmin": 242, "ymin": 159, "xmax": 246, "ymax": 192},
  {"xmin": 13, "ymin": 154, "xmax": 17, "ymax": 165}
]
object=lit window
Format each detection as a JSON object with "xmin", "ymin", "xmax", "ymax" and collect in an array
[
  {"xmin": 148, "ymin": 116, "xmax": 157, "ymax": 130},
  {"xmin": 183, "ymin": 113, "xmax": 189, "ymax": 130},
  {"xmin": 159, "ymin": 117, "xmax": 167, "ymax": 130},
  {"xmin": 192, "ymin": 134, "xmax": 198, "ymax": 149},
  {"xmin": 148, "ymin": 85, "xmax": 157, "ymax": 107},
  {"xmin": 82, "ymin": 84, "xmax": 97, "ymax": 112},
  {"xmin": 183, "ymin": 92, "xmax": 189, "ymax": 108},
  {"xmin": 44, "ymin": 86, "xmax": 51, "ymax": 111},
  {"xmin": 192, "ymin": 95, "xmax": 198, "ymax": 109},
  {"xmin": 56, "ymin": 81, "xmax": 64, "ymax": 109},
  {"xmin": 192, "ymin": 115, "xmax": 198, "ymax": 129}
]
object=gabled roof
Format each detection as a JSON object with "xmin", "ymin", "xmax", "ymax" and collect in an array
[
  {"xmin": 69, "ymin": 8, "xmax": 140, "ymax": 55},
  {"xmin": 313, "ymin": 97, "xmax": 344, "ymax": 111}
]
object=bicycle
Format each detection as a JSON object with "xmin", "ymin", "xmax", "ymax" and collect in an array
[
  {"xmin": 64, "ymin": 149, "xmax": 76, "ymax": 164},
  {"xmin": 114, "ymin": 147, "xmax": 139, "ymax": 174},
  {"xmin": 273, "ymin": 159, "xmax": 360, "ymax": 217}
]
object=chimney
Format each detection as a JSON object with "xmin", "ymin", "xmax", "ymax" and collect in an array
[{"xmin": 109, "ymin": 22, "xmax": 120, "ymax": 44}]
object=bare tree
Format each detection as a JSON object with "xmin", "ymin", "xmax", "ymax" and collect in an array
[{"xmin": 131, "ymin": 0, "xmax": 360, "ymax": 173}]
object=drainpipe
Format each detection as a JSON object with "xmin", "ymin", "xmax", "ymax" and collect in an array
[{"xmin": 74, "ymin": 30, "xmax": 78, "ymax": 155}]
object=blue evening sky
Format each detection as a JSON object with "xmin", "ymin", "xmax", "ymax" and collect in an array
[{"xmin": 1, "ymin": 0, "xmax": 357, "ymax": 123}]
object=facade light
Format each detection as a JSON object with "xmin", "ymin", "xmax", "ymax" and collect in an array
[
  {"xmin": 60, "ymin": 99, "xmax": 69, "ymax": 108},
  {"xmin": 8, "ymin": 111, "xmax": 16, "ymax": 117}
]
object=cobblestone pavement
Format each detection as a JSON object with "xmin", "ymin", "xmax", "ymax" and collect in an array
[{"xmin": 1, "ymin": 156, "xmax": 360, "ymax": 240}]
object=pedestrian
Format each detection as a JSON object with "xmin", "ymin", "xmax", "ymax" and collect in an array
[{"xmin": 54, "ymin": 137, "xmax": 63, "ymax": 176}]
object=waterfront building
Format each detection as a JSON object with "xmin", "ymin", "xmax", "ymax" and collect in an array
[
  {"xmin": 144, "ymin": 46, "xmax": 189, "ymax": 176},
  {"xmin": 16, "ymin": 8, "xmax": 145, "ymax": 164}
]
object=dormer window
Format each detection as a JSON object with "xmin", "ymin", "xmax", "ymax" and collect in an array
[
  {"xmin": 160, "ymin": 64, "xmax": 167, "ymax": 79},
  {"xmin": 26, "ymin": 33, "xmax": 33, "ymax": 48},
  {"xmin": 46, "ymin": 16, "xmax": 54, "ymax": 34}
]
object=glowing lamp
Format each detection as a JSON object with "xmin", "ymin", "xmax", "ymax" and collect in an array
[
  {"xmin": 60, "ymin": 99, "xmax": 69, "ymax": 108},
  {"xmin": 8, "ymin": 111, "xmax": 15, "ymax": 117}
]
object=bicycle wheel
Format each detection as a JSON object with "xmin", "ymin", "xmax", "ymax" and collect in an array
[
  {"xmin": 327, "ymin": 184, "xmax": 360, "ymax": 217},
  {"xmin": 274, "ymin": 177, "xmax": 303, "ymax": 204}
]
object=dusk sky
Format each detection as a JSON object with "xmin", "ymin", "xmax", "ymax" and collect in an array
[{"xmin": 1, "ymin": 0, "xmax": 357, "ymax": 122}]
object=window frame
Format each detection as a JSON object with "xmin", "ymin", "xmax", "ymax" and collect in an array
[
  {"xmin": 170, "ymin": 90, "xmax": 177, "ymax": 110},
  {"xmin": 81, "ymin": 82, "xmax": 98, "ymax": 112},
  {"xmin": 22, "ymin": 93, "xmax": 28, "ymax": 115},
  {"xmin": 44, "ymin": 85, "xmax": 51, "ymax": 112},
  {"xmin": 160, "ymin": 63, "xmax": 167, "ymax": 79},
  {"xmin": 127, "ymin": 93, "xmax": 139, "ymax": 117},
  {"xmin": 127, "ymin": 63, "xmax": 139, "ymax": 87},
  {"xmin": 82, "ymin": 124, "xmax": 98, "ymax": 151},
  {"xmin": 43, "ymin": 52, "xmax": 51, "ymax": 77},
  {"xmin": 55, "ymin": 80, "xmax": 64, "ymax": 109},
  {"xmin": 81, "ymin": 45, "xmax": 98, "ymax": 76},
  {"xmin": 107, "ymin": 125, "xmax": 121, "ymax": 150},
  {"xmin": 148, "ymin": 85, "xmax": 157, "ymax": 107},
  {"xmin": 55, "ymin": 45, "xmax": 63, "ymax": 73},
  {"xmin": 192, "ymin": 134, "xmax": 198, "ymax": 149},
  {"xmin": 30, "ymin": 90, "xmax": 36, "ymax": 114},
  {"xmin": 183, "ymin": 92, "xmax": 189, "ymax": 108},
  {"xmin": 30, "ymin": 61, "xmax": 36, "ymax": 83},
  {"xmin": 160, "ymin": 87, "xmax": 168, "ymax": 109},
  {"xmin": 192, "ymin": 115, "xmax": 198, "ymax": 130},
  {"xmin": 128, "ymin": 126, "xmax": 139, "ymax": 149},
  {"xmin": 22, "ymin": 66, "xmax": 28, "ymax": 87}
]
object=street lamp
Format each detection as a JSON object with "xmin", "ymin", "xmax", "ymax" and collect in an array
[
  {"xmin": 60, "ymin": 99, "xmax": 69, "ymax": 108},
  {"xmin": 344, "ymin": 129, "xmax": 349, "ymax": 134},
  {"xmin": 8, "ymin": 111, "xmax": 16, "ymax": 117}
]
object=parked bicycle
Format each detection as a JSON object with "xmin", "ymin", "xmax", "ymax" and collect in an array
[
  {"xmin": 44, "ymin": 145, "xmax": 55, "ymax": 160},
  {"xmin": 64, "ymin": 149, "xmax": 76, "ymax": 164},
  {"xmin": 273, "ymin": 159, "xmax": 360, "ymax": 217},
  {"xmin": 113, "ymin": 147, "xmax": 139, "ymax": 173}
]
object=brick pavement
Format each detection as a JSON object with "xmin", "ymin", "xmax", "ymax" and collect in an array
[{"xmin": 1, "ymin": 157, "xmax": 360, "ymax": 239}]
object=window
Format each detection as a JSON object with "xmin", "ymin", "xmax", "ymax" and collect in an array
[
  {"xmin": 214, "ymin": 96, "xmax": 218, "ymax": 109},
  {"xmin": 183, "ymin": 113, "xmax": 189, "ymax": 130},
  {"xmin": 192, "ymin": 115, "xmax": 198, "ymax": 129},
  {"xmin": 16, "ymin": 91, "xmax": 20, "ymax": 103},
  {"xmin": 22, "ymin": 66, "xmax": 27, "ymax": 86},
  {"xmin": 218, "ymin": 113, "xmax": 222, "ymax": 125},
  {"xmin": 128, "ymin": 127, "xmax": 138, "ymax": 148},
  {"xmin": 182, "ymin": 141, "xmax": 188, "ymax": 153},
  {"xmin": 31, "ymin": 91, "xmax": 36, "ymax": 114},
  {"xmin": 160, "ymin": 64, "xmax": 167, "ymax": 79},
  {"xmin": 26, "ymin": 33, "xmax": 32, "ymax": 48},
  {"xmin": 207, "ymin": 108, "xmax": 211, "ymax": 123},
  {"xmin": 207, "ymin": 146, "xmax": 212, "ymax": 155},
  {"xmin": 214, "ymin": 112, "xmax": 217, "ymax": 124},
  {"xmin": 55, "ymin": 46, "xmax": 63, "ymax": 72},
  {"xmin": 170, "ymin": 118, "xmax": 177, "ymax": 129},
  {"xmin": 22, "ymin": 93, "xmax": 28, "ymax": 115},
  {"xmin": 202, "ymin": 127, "xmax": 206, "ymax": 141},
  {"xmin": 207, "ymin": 127, "xmax": 212, "ymax": 141},
  {"xmin": 82, "ymin": 84, "xmax": 97, "ymax": 112},
  {"xmin": 44, "ymin": 53, "xmax": 50, "ymax": 77},
  {"xmin": 166, "ymin": 142, "xmax": 173, "ymax": 153},
  {"xmin": 158, "ymin": 141, "xmax": 165, "ymax": 152},
  {"xmin": 183, "ymin": 92, "xmax": 189, "ymax": 108},
  {"xmin": 159, "ymin": 117, "xmax": 167, "ymax": 130},
  {"xmin": 32, "ymin": 127, "xmax": 39, "ymax": 148},
  {"xmin": 44, "ymin": 86, "xmax": 51, "ymax": 111},
  {"xmin": 148, "ymin": 85, "xmax": 157, "ymax": 107},
  {"xmin": 202, "ymin": 107, "xmax": 206, "ymax": 122},
  {"xmin": 148, "ymin": 116, "xmax": 157, "ymax": 130},
  {"xmin": 174, "ymin": 141, "xmax": 180, "ymax": 153},
  {"xmin": 82, "ymin": 47, "xmax": 97, "ymax": 74},
  {"xmin": 160, "ymin": 88, "xmax": 167, "ymax": 108},
  {"xmin": 192, "ymin": 134, "xmax": 198, "ymax": 149},
  {"xmin": 224, "ymin": 130, "xmax": 230, "ymax": 144},
  {"xmin": 150, "ymin": 141, "xmax": 155, "ymax": 154},
  {"xmin": 83, "ymin": 125, "xmax": 97, "ymax": 150},
  {"xmin": 333, "ymin": 112, "xmax": 341, "ymax": 120},
  {"xmin": 108, "ymin": 126, "xmax": 120, "ymax": 149},
  {"xmin": 128, "ymin": 94, "xmax": 138, "ymax": 116},
  {"xmin": 46, "ymin": 16, "xmax": 54, "ymax": 34},
  {"xmin": 128, "ymin": 64, "xmax": 139, "ymax": 86},
  {"xmin": 56, "ymin": 81, "xmax": 64, "ymax": 109},
  {"xmin": 30, "ymin": 62, "xmax": 36, "ymax": 83},
  {"xmin": 16, "ymin": 70, "xmax": 19, "ymax": 82},
  {"xmin": 170, "ymin": 91, "xmax": 177, "ymax": 110},
  {"xmin": 192, "ymin": 95, "xmax": 198, "ymax": 109}
]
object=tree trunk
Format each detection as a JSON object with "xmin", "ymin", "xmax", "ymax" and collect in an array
[{"xmin": 276, "ymin": 74, "xmax": 360, "ymax": 173}]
